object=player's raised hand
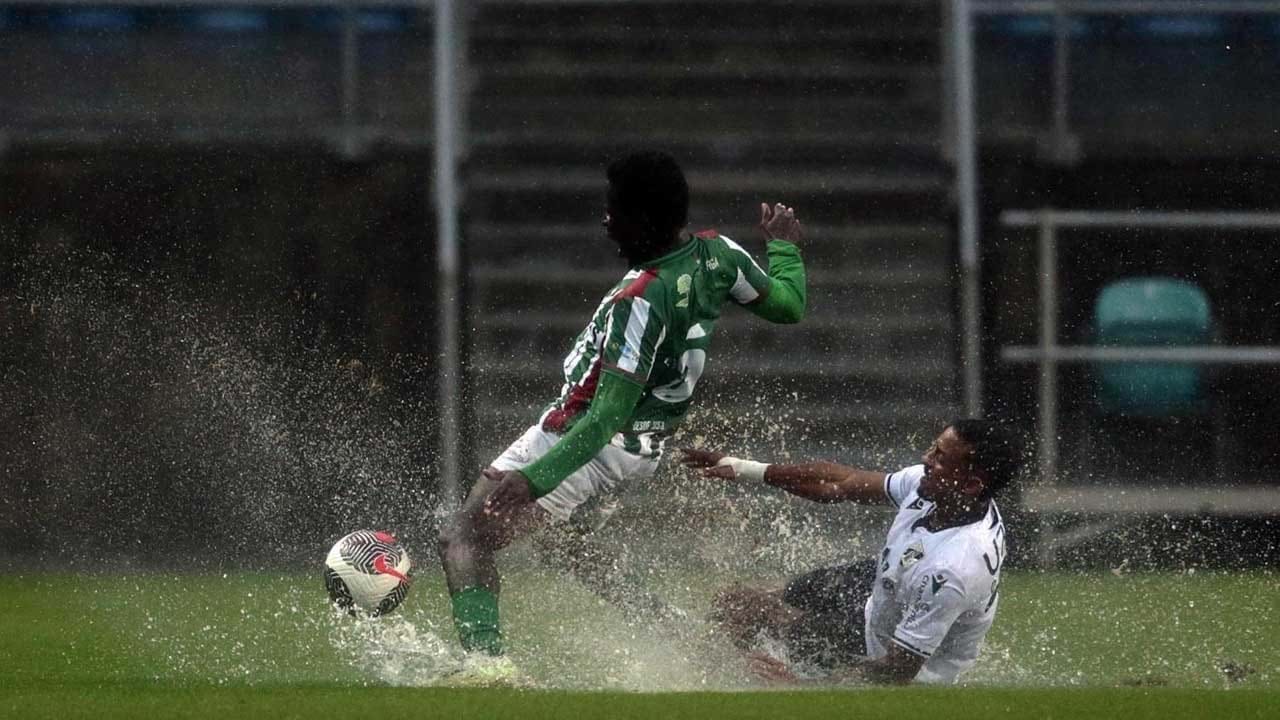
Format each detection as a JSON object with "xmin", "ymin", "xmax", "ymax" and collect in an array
[{"xmin": 759, "ymin": 202, "xmax": 803, "ymax": 245}]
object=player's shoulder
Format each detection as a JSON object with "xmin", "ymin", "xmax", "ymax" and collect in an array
[
  {"xmin": 891, "ymin": 464, "xmax": 927, "ymax": 483},
  {"xmin": 885, "ymin": 464, "xmax": 927, "ymax": 507},
  {"xmin": 692, "ymin": 229, "xmax": 753, "ymax": 258},
  {"xmin": 612, "ymin": 267, "xmax": 668, "ymax": 302}
]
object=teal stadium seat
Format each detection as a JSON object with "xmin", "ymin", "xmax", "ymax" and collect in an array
[{"xmin": 1094, "ymin": 277, "xmax": 1213, "ymax": 417}]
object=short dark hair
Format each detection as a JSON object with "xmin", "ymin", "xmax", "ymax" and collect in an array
[
  {"xmin": 606, "ymin": 151, "xmax": 689, "ymax": 235},
  {"xmin": 948, "ymin": 418, "xmax": 1023, "ymax": 499}
]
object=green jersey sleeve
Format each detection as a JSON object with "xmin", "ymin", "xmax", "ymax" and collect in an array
[
  {"xmin": 747, "ymin": 240, "xmax": 806, "ymax": 324},
  {"xmin": 521, "ymin": 358, "xmax": 646, "ymax": 497}
]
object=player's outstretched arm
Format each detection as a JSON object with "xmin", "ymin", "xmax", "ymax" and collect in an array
[
  {"xmin": 679, "ymin": 448, "xmax": 889, "ymax": 505},
  {"xmin": 744, "ymin": 202, "xmax": 806, "ymax": 324}
]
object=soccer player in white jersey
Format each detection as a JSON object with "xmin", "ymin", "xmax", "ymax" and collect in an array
[
  {"xmin": 437, "ymin": 151, "xmax": 807, "ymax": 678},
  {"xmin": 681, "ymin": 419, "xmax": 1021, "ymax": 684}
]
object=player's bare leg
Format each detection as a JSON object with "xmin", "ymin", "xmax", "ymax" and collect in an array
[
  {"xmin": 709, "ymin": 584, "xmax": 800, "ymax": 650},
  {"xmin": 438, "ymin": 469, "xmax": 544, "ymax": 655}
]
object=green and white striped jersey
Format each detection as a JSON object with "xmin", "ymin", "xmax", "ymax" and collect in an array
[{"xmin": 538, "ymin": 230, "xmax": 790, "ymax": 457}]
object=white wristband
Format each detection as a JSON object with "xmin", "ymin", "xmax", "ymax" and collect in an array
[{"xmin": 716, "ymin": 456, "xmax": 770, "ymax": 482}]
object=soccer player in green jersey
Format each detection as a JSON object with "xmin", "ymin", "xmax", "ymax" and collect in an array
[{"xmin": 438, "ymin": 151, "xmax": 806, "ymax": 669}]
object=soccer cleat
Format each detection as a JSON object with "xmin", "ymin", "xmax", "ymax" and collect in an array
[{"xmin": 439, "ymin": 653, "xmax": 532, "ymax": 688}]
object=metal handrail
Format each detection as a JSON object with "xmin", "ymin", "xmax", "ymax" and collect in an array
[
  {"xmin": 951, "ymin": 0, "xmax": 1280, "ymax": 426},
  {"xmin": 1003, "ymin": 210, "xmax": 1280, "ymax": 230},
  {"xmin": 971, "ymin": 1, "xmax": 1280, "ymax": 15},
  {"xmin": 999, "ymin": 209, "xmax": 1280, "ymax": 489},
  {"xmin": 1003, "ymin": 346, "xmax": 1280, "ymax": 364},
  {"xmin": 0, "ymin": 1, "xmax": 432, "ymax": 6}
]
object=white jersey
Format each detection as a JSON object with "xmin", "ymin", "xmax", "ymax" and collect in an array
[{"xmin": 864, "ymin": 465, "xmax": 1006, "ymax": 684}]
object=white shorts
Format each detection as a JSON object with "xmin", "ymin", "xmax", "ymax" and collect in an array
[{"xmin": 489, "ymin": 425, "xmax": 659, "ymax": 524}]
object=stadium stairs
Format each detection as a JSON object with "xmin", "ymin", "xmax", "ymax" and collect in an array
[{"xmin": 463, "ymin": 0, "xmax": 959, "ymax": 470}]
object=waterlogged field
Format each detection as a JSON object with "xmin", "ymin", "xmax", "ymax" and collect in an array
[{"xmin": 1, "ymin": 569, "xmax": 1276, "ymax": 719}]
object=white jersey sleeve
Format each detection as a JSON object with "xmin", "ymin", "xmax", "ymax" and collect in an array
[
  {"xmin": 889, "ymin": 567, "xmax": 970, "ymax": 659},
  {"xmin": 719, "ymin": 236, "xmax": 771, "ymax": 305},
  {"xmin": 884, "ymin": 464, "xmax": 926, "ymax": 508}
]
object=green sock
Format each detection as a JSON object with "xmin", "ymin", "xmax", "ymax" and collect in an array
[{"xmin": 450, "ymin": 586, "xmax": 503, "ymax": 656}]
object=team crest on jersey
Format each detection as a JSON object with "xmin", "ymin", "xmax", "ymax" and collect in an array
[
  {"xmin": 932, "ymin": 573, "xmax": 949, "ymax": 594},
  {"xmin": 901, "ymin": 541, "xmax": 925, "ymax": 568},
  {"xmin": 676, "ymin": 274, "xmax": 692, "ymax": 307}
]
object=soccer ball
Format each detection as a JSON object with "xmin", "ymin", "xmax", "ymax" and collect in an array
[{"xmin": 323, "ymin": 530, "xmax": 412, "ymax": 617}]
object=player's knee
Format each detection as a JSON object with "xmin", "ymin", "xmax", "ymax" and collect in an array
[
  {"xmin": 437, "ymin": 516, "xmax": 473, "ymax": 561},
  {"xmin": 438, "ymin": 512, "xmax": 505, "ymax": 561},
  {"xmin": 436, "ymin": 524, "xmax": 457, "ymax": 562}
]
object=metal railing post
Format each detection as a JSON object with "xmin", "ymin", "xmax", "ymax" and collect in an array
[
  {"xmin": 1048, "ymin": 1, "xmax": 1078, "ymax": 163},
  {"xmin": 952, "ymin": 0, "xmax": 984, "ymax": 417},
  {"xmin": 339, "ymin": 3, "xmax": 360, "ymax": 158},
  {"xmin": 1037, "ymin": 211, "xmax": 1059, "ymax": 486},
  {"xmin": 434, "ymin": 0, "xmax": 464, "ymax": 506}
]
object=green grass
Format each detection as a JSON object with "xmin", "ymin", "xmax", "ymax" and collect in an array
[
  {"xmin": 5, "ymin": 686, "xmax": 1279, "ymax": 720},
  {"xmin": 1, "ymin": 569, "xmax": 1277, "ymax": 718}
]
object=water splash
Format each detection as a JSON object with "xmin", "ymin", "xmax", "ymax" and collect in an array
[{"xmin": 326, "ymin": 611, "xmax": 463, "ymax": 687}]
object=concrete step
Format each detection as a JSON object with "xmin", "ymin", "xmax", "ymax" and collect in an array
[
  {"xmin": 468, "ymin": 264, "xmax": 949, "ymax": 294},
  {"xmin": 469, "ymin": 166, "xmax": 945, "ymax": 194},
  {"xmin": 474, "ymin": 60, "xmax": 939, "ymax": 101},
  {"xmin": 469, "ymin": 287, "xmax": 952, "ymax": 320},
  {"xmin": 466, "ymin": 166, "xmax": 949, "ymax": 225},
  {"xmin": 469, "ymin": 129, "xmax": 942, "ymax": 171},
  {"xmin": 468, "ymin": 356, "xmax": 954, "ymax": 412},
  {"xmin": 463, "ymin": 221, "xmax": 950, "ymax": 269},
  {"xmin": 465, "ymin": 221, "xmax": 949, "ymax": 248},
  {"xmin": 476, "ymin": 308, "xmax": 949, "ymax": 334},
  {"xmin": 472, "ymin": 1, "xmax": 941, "ymax": 40},
  {"xmin": 467, "ymin": 196, "xmax": 949, "ymax": 229},
  {"xmin": 472, "ymin": 309, "xmax": 951, "ymax": 359},
  {"xmin": 469, "ymin": 96, "xmax": 940, "ymax": 135},
  {"xmin": 472, "ymin": 24, "xmax": 939, "ymax": 65}
]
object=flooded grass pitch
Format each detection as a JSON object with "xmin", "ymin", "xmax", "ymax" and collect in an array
[
  {"xmin": 4, "ymin": 208, "xmax": 1278, "ymax": 719},
  {"xmin": 1, "ymin": 568, "xmax": 1275, "ymax": 693}
]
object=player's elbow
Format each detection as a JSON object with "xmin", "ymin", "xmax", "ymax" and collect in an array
[
  {"xmin": 766, "ymin": 296, "xmax": 805, "ymax": 324},
  {"xmin": 777, "ymin": 304, "xmax": 804, "ymax": 324}
]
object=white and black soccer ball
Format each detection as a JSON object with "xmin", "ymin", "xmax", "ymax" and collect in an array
[{"xmin": 323, "ymin": 530, "xmax": 412, "ymax": 617}]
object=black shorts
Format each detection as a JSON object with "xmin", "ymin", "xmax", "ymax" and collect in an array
[{"xmin": 780, "ymin": 559, "xmax": 877, "ymax": 669}]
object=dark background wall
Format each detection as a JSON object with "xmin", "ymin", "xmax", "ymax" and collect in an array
[
  {"xmin": 3, "ymin": 3, "xmax": 1280, "ymax": 569},
  {"xmin": 0, "ymin": 149, "xmax": 440, "ymax": 567}
]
